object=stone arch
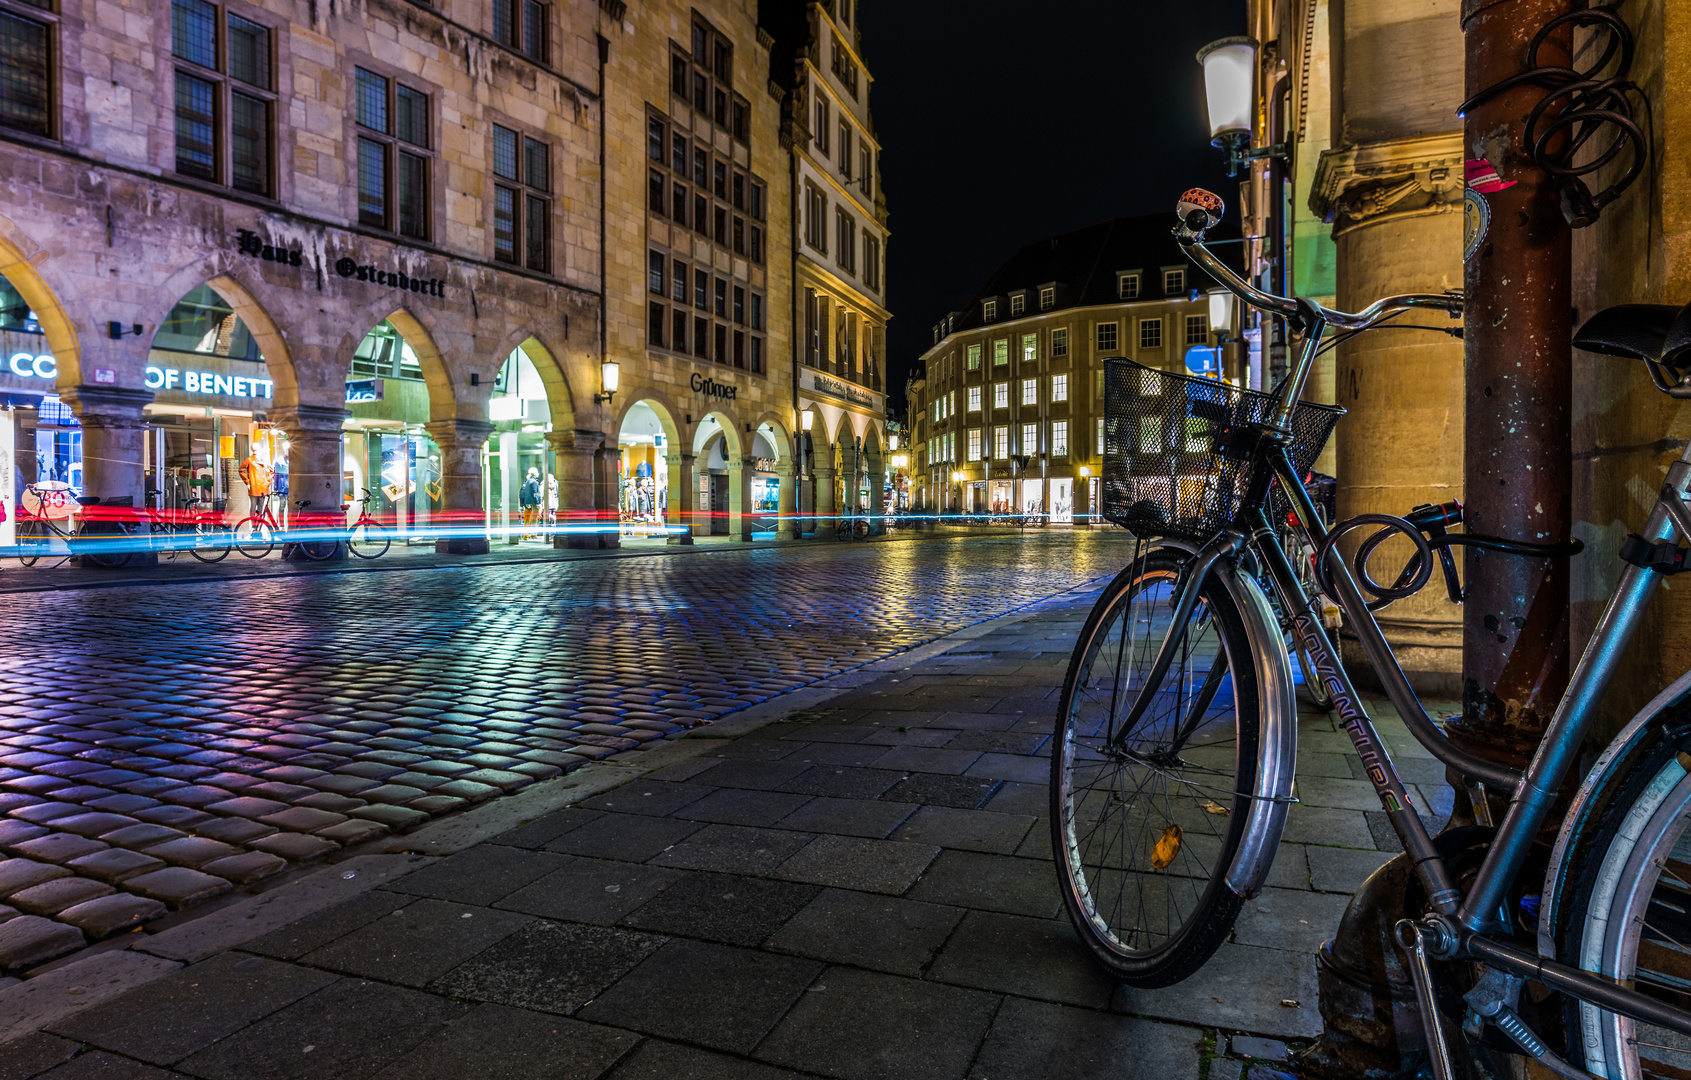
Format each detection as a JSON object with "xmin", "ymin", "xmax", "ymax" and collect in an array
[
  {"xmin": 359, "ymin": 306, "xmax": 453, "ymax": 421},
  {"xmin": 0, "ymin": 214, "xmax": 82, "ymax": 385},
  {"xmin": 751, "ymin": 412, "xmax": 794, "ymax": 462},
  {"xmin": 488, "ymin": 328, "xmax": 578, "ymax": 432},
  {"xmin": 690, "ymin": 409, "xmax": 745, "ymax": 460},
  {"xmin": 612, "ymin": 390, "xmax": 682, "ymax": 448}
]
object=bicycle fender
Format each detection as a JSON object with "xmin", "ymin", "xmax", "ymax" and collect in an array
[
  {"xmin": 1537, "ymin": 667, "xmax": 1691, "ymax": 960},
  {"xmin": 1219, "ymin": 564, "xmax": 1300, "ymax": 900}
]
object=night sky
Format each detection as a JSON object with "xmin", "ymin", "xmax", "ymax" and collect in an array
[{"xmin": 857, "ymin": 1, "xmax": 1247, "ymax": 413}]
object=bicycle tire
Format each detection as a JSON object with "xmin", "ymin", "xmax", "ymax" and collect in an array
[
  {"xmin": 1051, "ymin": 547, "xmax": 1263, "ymax": 987},
  {"xmin": 348, "ymin": 522, "xmax": 391, "ymax": 559},
  {"xmin": 835, "ymin": 520, "xmax": 853, "ymax": 541},
  {"xmin": 76, "ymin": 522, "xmax": 132, "ymax": 569},
  {"xmin": 298, "ymin": 538, "xmax": 340, "ymax": 561},
  {"xmin": 233, "ymin": 517, "xmax": 275, "ymax": 559},
  {"xmin": 1550, "ymin": 707, "xmax": 1691, "ymax": 1079},
  {"xmin": 189, "ymin": 520, "xmax": 232, "ymax": 563}
]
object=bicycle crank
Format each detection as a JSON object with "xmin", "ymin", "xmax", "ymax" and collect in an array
[{"xmin": 1395, "ymin": 918, "xmax": 1457, "ymax": 1080}]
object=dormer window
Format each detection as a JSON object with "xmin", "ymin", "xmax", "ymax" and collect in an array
[
  {"xmin": 983, "ymin": 298, "xmax": 998, "ymax": 322},
  {"xmin": 1009, "ymin": 293, "xmax": 1026, "ymax": 316},
  {"xmin": 1118, "ymin": 272, "xmax": 1140, "ymax": 300},
  {"xmin": 1039, "ymin": 286, "xmax": 1055, "ymax": 311},
  {"xmin": 1163, "ymin": 268, "xmax": 1185, "ymax": 295}
]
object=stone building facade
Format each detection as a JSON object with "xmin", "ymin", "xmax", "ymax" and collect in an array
[
  {"xmin": 911, "ymin": 214, "xmax": 1240, "ymax": 524},
  {"xmin": 0, "ymin": 0, "xmax": 879, "ymax": 554}
]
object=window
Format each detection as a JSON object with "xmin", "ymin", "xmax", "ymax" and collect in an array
[
  {"xmin": 1164, "ymin": 268, "xmax": 1185, "ymax": 295},
  {"xmin": 1118, "ymin": 272, "xmax": 1140, "ymax": 299},
  {"xmin": 693, "ymin": 315, "xmax": 708, "ymax": 357},
  {"xmin": 688, "ymin": 19, "xmax": 734, "ymax": 130},
  {"xmin": 647, "ymin": 251, "xmax": 665, "ymax": 294},
  {"xmin": 967, "ymin": 429, "xmax": 982, "ymax": 461},
  {"xmin": 351, "ymin": 68, "xmax": 431, "ymax": 236},
  {"xmin": 171, "ymin": 1, "xmax": 277, "ymax": 196},
  {"xmin": 750, "ymin": 293, "xmax": 763, "ymax": 330},
  {"xmin": 733, "ymin": 285, "xmax": 745, "ymax": 325},
  {"xmin": 859, "ymin": 145, "xmax": 873, "ymax": 198},
  {"xmin": 492, "ymin": 0, "xmax": 547, "ymax": 62},
  {"xmin": 1051, "ymin": 328, "xmax": 1068, "ymax": 356},
  {"xmin": 1021, "ymin": 334, "xmax": 1037, "ymax": 363},
  {"xmin": 492, "ymin": 124, "xmax": 550, "ymax": 270},
  {"xmin": 750, "ymin": 336, "xmax": 764, "ymax": 374},
  {"xmin": 1021, "ymin": 423, "xmax": 1038, "ymax": 453},
  {"xmin": 1039, "ymin": 287, "xmax": 1055, "ymax": 311},
  {"xmin": 1096, "ymin": 321, "xmax": 1118, "ymax": 351},
  {"xmin": 672, "ymin": 308, "xmax": 687, "ymax": 352},
  {"xmin": 814, "ymin": 93, "xmax": 830, "ymax": 157},
  {"xmin": 835, "ymin": 209, "xmax": 856, "ymax": 274},
  {"xmin": 714, "ymin": 277, "xmax": 727, "ymax": 317},
  {"xmin": 838, "ymin": 120, "xmax": 852, "ymax": 178},
  {"xmin": 982, "ymin": 299, "xmax": 997, "ymax": 322},
  {"xmin": 1139, "ymin": 318, "xmax": 1163, "ymax": 350},
  {"xmin": 993, "ymin": 339, "xmax": 1008, "ymax": 366},
  {"xmin": 863, "ymin": 234, "xmax": 880, "ymax": 291},
  {"xmin": 994, "ymin": 427, "xmax": 1009, "ymax": 459},
  {"xmin": 648, "ymin": 301, "xmax": 666, "ymax": 347},
  {"xmin": 0, "ymin": 6, "xmax": 51, "ymax": 137},
  {"xmin": 1021, "ymin": 378, "xmax": 1037, "ymax": 406},
  {"xmin": 1051, "ymin": 420, "xmax": 1069, "ymax": 457},
  {"xmin": 966, "ymin": 344, "xmax": 981, "ymax": 371},
  {"xmin": 967, "ymin": 386, "xmax": 982, "ymax": 412},
  {"xmin": 694, "ymin": 269, "xmax": 708, "ymax": 309},
  {"xmin": 1051, "ymin": 373, "xmax": 1068, "ymax": 402},
  {"xmin": 731, "ymin": 96, "xmax": 748, "ymax": 143},
  {"xmin": 1097, "ymin": 417, "xmax": 1105, "ymax": 455},
  {"xmin": 804, "ymin": 182, "xmax": 827, "ymax": 252},
  {"xmin": 1185, "ymin": 314, "xmax": 1210, "ymax": 345},
  {"xmin": 1010, "ymin": 293, "xmax": 1025, "ymax": 316},
  {"xmin": 831, "ymin": 32, "xmax": 859, "ymax": 99},
  {"xmin": 993, "ymin": 382, "xmax": 1008, "ymax": 409}
]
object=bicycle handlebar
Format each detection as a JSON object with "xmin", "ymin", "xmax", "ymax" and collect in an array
[{"xmin": 1174, "ymin": 188, "xmax": 1464, "ymax": 331}]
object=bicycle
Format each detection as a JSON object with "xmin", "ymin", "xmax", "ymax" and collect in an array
[
  {"xmin": 1050, "ymin": 187, "xmax": 1691, "ymax": 1079},
  {"xmin": 835, "ymin": 512, "xmax": 869, "ymax": 541},
  {"xmin": 342, "ymin": 487, "xmax": 392, "ymax": 559},
  {"xmin": 233, "ymin": 498, "xmax": 336, "ymax": 561},
  {"xmin": 16, "ymin": 485, "xmax": 79, "ymax": 567}
]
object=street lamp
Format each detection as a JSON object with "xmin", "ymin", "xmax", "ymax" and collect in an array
[
  {"xmin": 801, "ymin": 407, "xmax": 814, "ymax": 431},
  {"xmin": 593, "ymin": 360, "xmax": 620, "ymax": 405},
  {"xmin": 1197, "ymin": 37, "xmax": 1284, "ymax": 177}
]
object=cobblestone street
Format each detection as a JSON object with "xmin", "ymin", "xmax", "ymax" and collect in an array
[{"xmin": 0, "ymin": 533, "xmax": 1133, "ymax": 962}]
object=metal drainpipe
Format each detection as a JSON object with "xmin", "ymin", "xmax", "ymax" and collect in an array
[
  {"xmin": 1264, "ymin": 70, "xmax": 1291, "ymax": 386},
  {"xmin": 791, "ymin": 136, "xmax": 805, "ymax": 534},
  {"xmin": 1453, "ymin": 0, "xmax": 1575, "ymax": 764}
]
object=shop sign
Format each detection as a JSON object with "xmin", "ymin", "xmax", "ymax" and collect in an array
[
  {"xmin": 8, "ymin": 352, "xmax": 54, "ymax": 379},
  {"xmin": 236, "ymin": 229, "xmax": 304, "ymax": 268},
  {"xmin": 144, "ymin": 365, "xmax": 275, "ymax": 398},
  {"xmin": 689, "ymin": 372, "xmax": 739, "ymax": 401},
  {"xmin": 810, "ymin": 373, "xmax": 877, "ymax": 408},
  {"xmin": 345, "ymin": 378, "xmax": 385, "ymax": 403},
  {"xmin": 333, "ymin": 257, "xmax": 448, "ymax": 298}
]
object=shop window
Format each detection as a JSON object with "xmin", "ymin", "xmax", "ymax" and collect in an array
[
  {"xmin": 352, "ymin": 67, "xmax": 430, "ymax": 237},
  {"xmin": 1, "ymin": 5, "xmax": 53, "ymax": 138},
  {"xmin": 492, "ymin": 123, "xmax": 551, "ymax": 271},
  {"xmin": 172, "ymin": 0, "xmax": 277, "ymax": 197},
  {"xmin": 492, "ymin": 0, "xmax": 547, "ymax": 63},
  {"xmin": 155, "ymin": 284, "xmax": 266, "ymax": 362}
]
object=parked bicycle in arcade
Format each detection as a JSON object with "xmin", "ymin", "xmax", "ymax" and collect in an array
[{"xmin": 1050, "ymin": 188, "xmax": 1691, "ymax": 1079}]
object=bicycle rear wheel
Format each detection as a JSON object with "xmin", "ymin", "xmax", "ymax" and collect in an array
[
  {"xmin": 77, "ymin": 522, "xmax": 132, "ymax": 568},
  {"xmin": 190, "ymin": 519, "xmax": 232, "ymax": 563},
  {"xmin": 234, "ymin": 517, "xmax": 274, "ymax": 558},
  {"xmin": 348, "ymin": 522, "xmax": 391, "ymax": 559},
  {"xmin": 1051, "ymin": 547, "xmax": 1263, "ymax": 987},
  {"xmin": 16, "ymin": 518, "xmax": 49, "ymax": 566}
]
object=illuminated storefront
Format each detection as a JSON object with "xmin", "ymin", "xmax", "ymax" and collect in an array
[
  {"xmin": 484, "ymin": 346, "xmax": 554, "ymax": 544},
  {"xmin": 343, "ymin": 321, "xmax": 440, "ymax": 538}
]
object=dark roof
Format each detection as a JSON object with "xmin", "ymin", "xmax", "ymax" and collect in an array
[{"xmin": 939, "ymin": 212, "xmax": 1244, "ymax": 340}]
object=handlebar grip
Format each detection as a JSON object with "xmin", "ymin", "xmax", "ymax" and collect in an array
[{"xmin": 1406, "ymin": 500, "xmax": 1464, "ymax": 531}]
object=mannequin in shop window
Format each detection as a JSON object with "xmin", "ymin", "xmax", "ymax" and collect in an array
[
  {"xmin": 545, "ymin": 472, "xmax": 558, "ymax": 529},
  {"xmin": 520, "ymin": 467, "xmax": 541, "ymax": 539},
  {"xmin": 239, "ymin": 452, "xmax": 273, "ymax": 516}
]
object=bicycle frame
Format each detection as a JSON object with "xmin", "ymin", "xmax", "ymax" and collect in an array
[{"xmin": 1150, "ymin": 236, "xmax": 1691, "ymax": 1040}]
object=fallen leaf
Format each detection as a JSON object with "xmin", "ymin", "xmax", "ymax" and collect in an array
[
  {"xmin": 1199, "ymin": 800, "xmax": 1230, "ymax": 815},
  {"xmin": 1151, "ymin": 824, "xmax": 1183, "ymax": 869}
]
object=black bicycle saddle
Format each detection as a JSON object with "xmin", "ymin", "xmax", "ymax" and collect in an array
[{"xmin": 1573, "ymin": 303, "xmax": 1682, "ymax": 365}]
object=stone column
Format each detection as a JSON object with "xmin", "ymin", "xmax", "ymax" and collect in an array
[
  {"xmin": 547, "ymin": 429, "xmax": 605, "ymax": 550},
  {"xmin": 813, "ymin": 443, "xmax": 837, "ymax": 536},
  {"xmin": 270, "ymin": 404, "xmax": 348, "ymax": 561},
  {"xmin": 61, "ymin": 384, "xmax": 156, "ymax": 566},
  {"xmin": 865, "ymin": 444, "xmax": 885, "ymax": 531},
  {"xmin": 1311, "ymin": 133, "xmax": 1466, "ymax": 695},
  {"xmin": 424, "ymin": 418, "xmax": 493, "ymax": 555},
  {"xmin": 593, "ymin": 445, "xmax": 622, "ymax": 549},
  {"xmin": 666, "ymin": 451, "xmax": 696, "ymax": 544},
  {"xmin": 727, "ymin": 455, "xmax": 753, "ymax": 542},
  {"xmin": 776, "ymin": 460, "xmax": 798, "ymax": 540}
]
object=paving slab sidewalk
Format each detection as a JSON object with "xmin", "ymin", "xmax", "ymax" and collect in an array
[{"xmin": 0, "ymin": 583, "xmax": 1451, "ymax": 1080}]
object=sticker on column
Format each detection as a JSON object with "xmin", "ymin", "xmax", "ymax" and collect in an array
[{"xmin": 1463, "ymin": 158, "xmax": 1516, "ymax": 262}]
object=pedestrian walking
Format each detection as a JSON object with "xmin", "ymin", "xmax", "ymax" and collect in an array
[{"xmin": 520, "ymin": 467, "xmax": 541, "ymax": 539}]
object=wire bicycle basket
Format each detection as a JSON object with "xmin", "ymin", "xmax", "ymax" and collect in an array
[{"xmin": 1100, "ymin": 358, "xmax": 1344, "ymax": 543}]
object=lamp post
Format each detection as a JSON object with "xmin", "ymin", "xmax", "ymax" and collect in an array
[
  {"xmin": 1197, "ymin": 38, "xmax": 1285, "ymax": 178},
  {"xmin": 1207, "ymin": 288, "xmax": 1239, "ymax": 384},
  {"xmin": 1079, "ymin": 465, "xmax": 1092, "ymax": 527},
  {"xmin": 592, "ymin": 361, "xmax": 620, "ymax": 405}
]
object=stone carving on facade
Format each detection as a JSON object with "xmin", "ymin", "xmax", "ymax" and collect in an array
[{"xmin": 1310, "ymin": 132, "xmax": 1466, "ymax": 236}]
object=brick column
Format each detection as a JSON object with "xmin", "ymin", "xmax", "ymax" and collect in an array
[
  {"xmin": 272, "ymin": 404, "xmax": 348, "ymax": 562},
  {"xmin": 666, "ymin": 451, "xmax": 696, "ymax": 544},
  {"xmin": 776, "ymin": 460, "xmax": 798, "ymax": 540},
  {"xmin": 424, "ymin": 418, "xmax": 492, "ymax": 555},
  {"xmin": 547, "ymin": 429, "xmax": 609, "ymax": 550}
]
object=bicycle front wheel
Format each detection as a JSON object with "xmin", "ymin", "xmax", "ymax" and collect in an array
[
  {"xmin": 190, "ymin": 520, "xmax": 232, "ymax": 563},
  {"xmin": 1051, "ymin": 547, "xmax": 1263, "ymax": 987},
  {"xmin": 348, "ymin": 522, "xmax": 391, "ymax": 559},
  {"xmin": 234, "ymin": 517, "xmax": 274, "ymax": 559}
]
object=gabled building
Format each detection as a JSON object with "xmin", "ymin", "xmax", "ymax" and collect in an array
[{"xmin": 915, "ymin": 213, "xmax": 1241, "ymax": 522}]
